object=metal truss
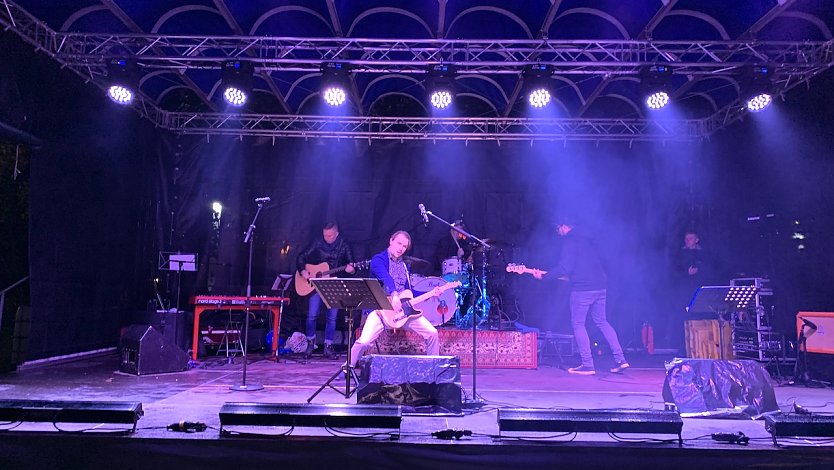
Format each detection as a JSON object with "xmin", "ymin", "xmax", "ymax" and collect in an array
[
  {"xmin": 3, "ymin": 2, "xmax": 832, "ymax": 76},
  {"xmin": 161, "ymin": 113, "xmax": 707, "ymax": 142},
  {"xmin": 2, "ymin": 0, "xmax": 831, "ymax": 141}
]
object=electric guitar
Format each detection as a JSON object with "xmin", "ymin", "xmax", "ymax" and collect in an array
[
  {"xmin": 294, "ymin": 260, "xmax": 370, "ymax": 296},
  {"xmin": 506, "ymin": 263, "xmax": 548, "ymax": 277},
  {"xmin": 378, "ymin": 281, "xmax": 462, "ymax": 329}
]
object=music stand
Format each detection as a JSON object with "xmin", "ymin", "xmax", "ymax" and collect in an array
[
  {"xmin": 306, "ymin": 278, "xmax": 392, "ymax": 402},
  {"xmin": 268, "ymin": 274, "xmax": 293, "ymax": 359},
  {"xmin": 687, "ymin": 285, "xmax": 758, "ymax": 359},
  {"xmin": 158, "ymin": 252, "xmax": 197, "ymax": 313}
]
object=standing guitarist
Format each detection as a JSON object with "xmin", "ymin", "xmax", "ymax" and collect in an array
[
  {"xmin": 348, "ymin": 230, "xmax": 441, "ymax": 369},
  {"xmin": 297, "ymin": 221, "xmax": 355, "ymax": 359}
]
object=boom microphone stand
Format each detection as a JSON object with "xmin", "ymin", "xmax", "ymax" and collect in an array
[
  {"xmin": 419, "ymin": 204, "xmax": 489, "ymax": 409},
  {"xmin": 231, "ymin": 197, "xmax": 270, "ymax": 392}
]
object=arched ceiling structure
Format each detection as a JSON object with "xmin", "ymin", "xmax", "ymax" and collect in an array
[{"xmin": 2, "ymin": 0, "xmax": 833, "ymax": 141}]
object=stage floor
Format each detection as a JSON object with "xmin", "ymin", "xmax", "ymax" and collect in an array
[{"xmin": 1, "ymin": 350, "xmax": 833, "ymax": 468}]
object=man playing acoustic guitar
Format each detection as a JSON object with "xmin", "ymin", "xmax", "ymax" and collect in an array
[
  {"xmin": 296, "ymin": 221, "xmax": 356, "ymax": 359},
  {"xmin": 348, "ymin": 230, "xmax": 443, "ymax": 369}
]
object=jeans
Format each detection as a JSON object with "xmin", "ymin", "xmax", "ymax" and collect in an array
[
  {"xmin": 306, "ymin": 292, "xmax": 338, "ymax": 345},
  {"xmin": 349, "ymin": 311, "xmax": 439, "ymax": 367},
  {"xmin": 570, "ymin": 289, "xmax": 625, "ymax": 368}
]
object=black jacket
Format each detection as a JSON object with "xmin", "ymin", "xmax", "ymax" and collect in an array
[
  {"xmin": 296, "ymin": 236, "xmax": 354, "ymax": 272},
  {"xmin": 548, "ymin": 232, "xmax": 607, "ymax": 291}
]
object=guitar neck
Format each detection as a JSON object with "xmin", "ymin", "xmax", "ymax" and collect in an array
[{"xmin": 403, "ymin": 283, "xmax": 458, "ymax": 306}]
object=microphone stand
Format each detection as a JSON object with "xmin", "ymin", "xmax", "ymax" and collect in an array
[
  {"xmin": 423, "ymin": 207, "xmax": 489, "ymax": 409},
  {"xmin": 231, "ymin": 200, "xmax": 267, "ymax": 391}
]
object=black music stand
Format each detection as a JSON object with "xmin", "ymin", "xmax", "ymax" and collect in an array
[
  {"xmin": 686, "ymin": 285, "xmax": 758, "ymax": 360},
  {"xmin": 306, "ymin": 278, "xmax": 392, "ymax": 402}
]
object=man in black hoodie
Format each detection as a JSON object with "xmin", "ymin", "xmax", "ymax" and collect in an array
[{"xmin": 533, "ymin": 217, "xmax": 628, "ymax": 375}]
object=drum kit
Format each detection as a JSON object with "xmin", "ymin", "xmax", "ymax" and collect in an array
[{"xmin": 405, "ymin": 240, "xmax": 510, "ymax": 329}]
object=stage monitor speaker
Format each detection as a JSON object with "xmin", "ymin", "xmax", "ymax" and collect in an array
[
  {"xmin": 120, "ymin": 324, "xmax": 189, "ymax": 375},
  {"xmin": 662, "ymin": 358, "xmax": 778, "ymax": 418},
  {"xmin": 356, "ymin": 355, "xmax": 462, "ymax": 415}
]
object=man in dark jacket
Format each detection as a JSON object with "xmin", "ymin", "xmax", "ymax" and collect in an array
[
  {"xmin": 296, "ymin": 221, "xmax": 355, "ymax": 359},
  {"xmin": 533, "ymin": 217, "xmax": 628, "ymax": 375}
]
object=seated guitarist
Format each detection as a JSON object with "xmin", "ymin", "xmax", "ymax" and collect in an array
[
  {"xmin": 297, "ymin": 221, "xmax": 355, "ymax": 359},
  {"xmin": 349, "ymin": 230, "xmax": 441, "ymax": 369}
]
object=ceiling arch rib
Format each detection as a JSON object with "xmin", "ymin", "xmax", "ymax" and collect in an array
[
  {"xmin": 554, "ymin": 8, "xmax": 630, "ymax": 40},
  {"xmin": 250, "ymin": 6, "xmax": 333, "ymax": 36},
  {"xmin": 360, "ymin": 74, "xmax": 424, "ymax": 104},
  {"xmin": 60, "ymin": 5, "xmax": 109, "ymax": 32},
  {"xmin": 662, "ymin": 10, "xmax": 730, "ymax": 40},
  {"xmin": 447, "ymin": 7, "xmax": 533, "ymax": 39},
  {"xmin": 151, "ymin": 5, "xmax": 223, "ymax": 34},
  {"xmin": 368, "ymin": 92, "xmax": 428, "ymax": 115},
  {"xmin": 779, "ymin": 12, "xmax": 833, "ymax": 40},
  {"xmin": 347, "ymin": 7, "xmax": 433, "ymax": 38}
]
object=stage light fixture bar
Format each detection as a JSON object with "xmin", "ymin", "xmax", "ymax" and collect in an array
[
  {"xmin": 498, "ymin": 408, "xmax": 683, "ymax": 445},
  {"xmin": 764, "ymin": 412, "xmax": 834, "ymax": 446},
  {"xmin": 0, "ymin": 400, "xmax": 144, "ymax": 432},
  {"xmin": 219, "ymin": 402, "xmax": 402, "ymax": 432}
]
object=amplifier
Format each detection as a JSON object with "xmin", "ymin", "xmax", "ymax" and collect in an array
[{"xmin": 733, "ymin": 329, "xmax": 784, "ymax": 352}]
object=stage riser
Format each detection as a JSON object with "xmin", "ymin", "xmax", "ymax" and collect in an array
[{"xmin": 371, "ymin": 328, "xmax": 537, "ymax": 369}]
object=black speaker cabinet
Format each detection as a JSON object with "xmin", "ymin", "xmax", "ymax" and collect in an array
[
  {"xmin": 356, "ymin": 355, "xmax": 462, "ymax": 415},
  {"xmin": 119, "ymin": 325, "xmax": 189, "ymax": 375}
]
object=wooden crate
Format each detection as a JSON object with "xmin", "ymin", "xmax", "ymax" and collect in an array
[{"xmin": 685, "ymin": 319, "xmax": 734, "ymax": 359}]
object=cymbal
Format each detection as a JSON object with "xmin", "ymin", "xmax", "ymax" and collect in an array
[
  {"xmin": 473, "ymin": 239, "xmax": 509, "ymax": 251},
  {"xmin": 403, "ymin": 256, "xmax": 434, "ymax": 274}
]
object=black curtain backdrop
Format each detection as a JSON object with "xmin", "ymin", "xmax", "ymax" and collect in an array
[
  {"xmin": 156, "ymin": 134, "xmax": 696, "ymax": 346},
  {"xmin": 9, "ymin": 21, "xmax": 834, "ymax": 360},
  {"xmin": 5, "ymin": 31, "xmax": 158, "ymax": 360}
]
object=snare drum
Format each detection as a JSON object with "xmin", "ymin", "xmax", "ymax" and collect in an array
[
  {"xmin": 441, "ymin": 257, "xmax": 463, "ymax": 275},
  {"xmin": 411, "ymin": 276, "xmax": 457, "ymax": 326}
]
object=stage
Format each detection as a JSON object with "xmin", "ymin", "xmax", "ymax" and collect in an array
[{"xmin": 1, "ymin": 349, "xmax": 833, "ymax": 469}]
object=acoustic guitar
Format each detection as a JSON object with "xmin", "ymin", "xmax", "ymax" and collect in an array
[
  {"xmin": 378, "ymin": 281, "xmax": 462, "ymax": 329},
  {"xmin": 294, "ymin": 260, "xmax": 370, "ymax": 296}
]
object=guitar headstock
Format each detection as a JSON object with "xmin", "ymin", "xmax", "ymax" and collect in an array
[{"xmin": 506, "ymin": 263, "xmax": 526, "ymax": 274}]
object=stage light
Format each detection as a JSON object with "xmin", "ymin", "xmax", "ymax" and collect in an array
[
  {"xmin": 323, "ymin": 86, "xmax": 347, "ymax": 106},
  {"xmin": 645, "ymin": 91, "xmax": 669, "ymax": 110},
  {"xmin": 321, "ymin": 62, "xmax": 351, "ymax": 107},
  {"xmin": 221, "ymin": 61, "xmax": 253, "ymax": 108},
  {"xmin": 522, "ymin": 64, "xmax": 553, "ymax": 109},
  {"xmin": 742, "ymin": 65, "xmax": 775, "ymax": 113},
  {"xmin": 497, "ymin": 408, "xmax": 683, "ymax": 446},
  {"xmin": 223, "ymin": 87, "xmax": 247, "ymax": 107},
  {"xmin": 425, "ymin": 64, "xmax": 457, "ymax": 111},
  {"xmin": 107, "ymin": 85, "xmax": 134, "ymax": 105},
  {"xmin": 746, "ymin": 93, "xmax": 772, "ymax": 112},
  {"xmin": 528, "ymin": 88, "xmax": 551, "ymax": 108},
  {"xmin": 0, "ymin": 399, "xmax": 144, "ymax": 432},
  {"xmin": 218, "ymin": 403, "xmax": 402, "ymax": 434},
  {"xmin": 640, "ymin": 65, "xmax": 673, "ymax": 110},
  {"xmin": 105, "ymin": 59, "xmax": 138, "ymax": 105},
  {"xmin": 211, "ymin": 202, "xmax": 222, "ymax": 215}
]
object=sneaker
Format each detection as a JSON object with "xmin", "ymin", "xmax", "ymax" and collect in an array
[
  {"xmin": 323, "ymin": 344, "xmax": 336, "ymax": 359},
  {"xmin": 568, "ymin": 365, "xmax": 596, "ymax": 375},
  {"xmin": 303, "ymin": 341, "xmax": 315, "ymax": 359},
  {"xmin": 610, "ymin": 361, "xmax": 630, "ymax": 373}
]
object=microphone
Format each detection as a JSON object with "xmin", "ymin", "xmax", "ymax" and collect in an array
[
  {"xmin": 418, "ymin": 203, "xmax": 429, "ymax": 224},
  {"xmin": 801, "ymin": 317, "xmax": 818, "ymax": 331},
  {"xmin": 255, "ymin": 197, "xmax": 271, "ymax": 203}
]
